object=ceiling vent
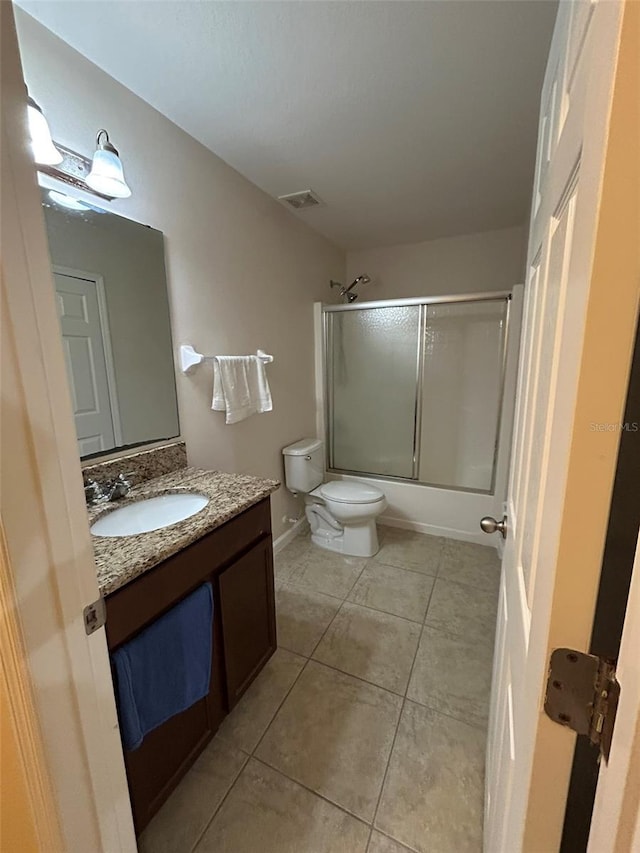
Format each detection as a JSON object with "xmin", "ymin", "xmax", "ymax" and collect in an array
[{"xmin": 278, "ymin": 189, "xmax": 324, "ymax": 210}]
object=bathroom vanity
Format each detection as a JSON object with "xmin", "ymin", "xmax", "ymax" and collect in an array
[{"xmin": 87, "ymin": 456, "xmax": 279, "ymax": 833}]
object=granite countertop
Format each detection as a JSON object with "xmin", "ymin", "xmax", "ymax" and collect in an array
[{"xmin": 90, "ymin": 467, "xmax": 280, "ymax": 596}]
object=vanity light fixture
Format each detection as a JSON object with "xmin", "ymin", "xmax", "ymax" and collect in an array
[
  {"xmin": 26, "ymin": 95, "xmax": 63, "ymax": 166},
  {"xmin": 86, "ymin": 129, "xmax": 132, "ymax": 199}
]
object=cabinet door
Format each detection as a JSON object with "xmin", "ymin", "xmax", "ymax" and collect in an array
[{"xmin": 218, "ymin": 537, "xmax": 276, "ymax": 706}]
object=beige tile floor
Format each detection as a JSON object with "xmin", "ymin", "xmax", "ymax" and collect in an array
[{"xmin": 138, "ymin": 526, "xmax": 500, "ymax": 853}]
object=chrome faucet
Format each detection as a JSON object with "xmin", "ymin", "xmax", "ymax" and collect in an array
[
  {"xmin": 84, "ymin": 472, "xmax": 134, "ymax": 506},
  {"xmin": 84, "ymin": 479, "xmax": 104, "ymax": 506},
  {"xmin": 105, "ymin": 472, "xmax": 133, "ymax": 501}
]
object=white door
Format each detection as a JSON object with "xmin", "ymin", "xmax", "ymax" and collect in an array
[
  {"xmin": 54, "ymin": 270, "xmax": 117, "ymax": 455},
  {"xmin": 485, "ymin": 2, "xmax": 625, "ymax": 850}
]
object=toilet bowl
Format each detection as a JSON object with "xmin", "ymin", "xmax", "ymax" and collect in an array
[{"xmin": 282, "ymin": 438, "xmax": 386, "ymax": 558}]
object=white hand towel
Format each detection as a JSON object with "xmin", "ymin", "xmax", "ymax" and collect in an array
[{"xmin": 212, "ymin": 355, "xmax": 272, "ymax": 424}]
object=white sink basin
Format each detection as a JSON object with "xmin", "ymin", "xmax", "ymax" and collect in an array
[{"xmin": 91, "ymin": 493, "xmax": 209, "ymax": 537}]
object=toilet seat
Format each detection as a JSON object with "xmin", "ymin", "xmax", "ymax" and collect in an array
[{"xmin": 318, "ymin": 481, "xmax": 384, "ymax": 505}]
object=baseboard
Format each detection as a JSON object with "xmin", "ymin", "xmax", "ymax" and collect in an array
[
  {"xmin": 275, "ymin": 513, "xmax": 500, "ymax": 553},
  {"xmin": 379, "ymin": 513, "xmax": 498, "ymax": 550},
  {"xmin": 273, "ymin": 517, "xmax": 308, "ymax": 555}
]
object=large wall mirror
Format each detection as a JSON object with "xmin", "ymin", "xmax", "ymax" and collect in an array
[{"xmin": 41, "ymin": 189, "xmax": 180, "ymax": 458}]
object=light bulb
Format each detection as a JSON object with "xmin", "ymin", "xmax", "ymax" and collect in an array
[
  {"xmin": 27, "ymin": 97, "xmax": 62, "ymax": 166},
  {"xmin": 86, "ymin": 129, "xmax": 131, "ymax": 198}
]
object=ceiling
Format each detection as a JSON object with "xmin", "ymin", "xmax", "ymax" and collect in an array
[{"xmin": 16, "ymin": 1, "xmax": 557, "ymax": 250}]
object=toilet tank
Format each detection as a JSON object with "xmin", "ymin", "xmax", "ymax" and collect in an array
[{"xmin": 282, "ymin": 438, "xmax": 324, "ymax": 494}]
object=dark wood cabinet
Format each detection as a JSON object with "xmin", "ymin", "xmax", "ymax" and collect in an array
[
  {"xmin": 104, "ymin": 497, "xmax": 276, "ymax": 834},
  {"xmin": 218, "ymin": 537, "xmax": 276, "ymax": 707}
]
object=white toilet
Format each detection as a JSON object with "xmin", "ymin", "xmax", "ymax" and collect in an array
[{"xmin": 282, "ymin": 438, "xmax": 386, "ymax": 558}]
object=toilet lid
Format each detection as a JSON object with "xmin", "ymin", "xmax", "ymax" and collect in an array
[{"xmin": 319, "ymin": 481, "xmax": 384, "ymax": 505}]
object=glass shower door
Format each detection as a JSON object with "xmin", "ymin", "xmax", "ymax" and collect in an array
[
  {"xmin": 328, "ymin": 305, "xmax": 421, "ymax": 478},
  {"xmin": 418, "ymin": 299, "xmax": 508, "ymax": 491}
]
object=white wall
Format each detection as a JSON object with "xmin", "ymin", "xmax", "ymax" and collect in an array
[
  {"xmin": 346, "ymin": 225, "xmax": 526, "ymax": 300},
  {"xmin": 15, "ymin": 10, "xmax": 345, "ymax": 540}
]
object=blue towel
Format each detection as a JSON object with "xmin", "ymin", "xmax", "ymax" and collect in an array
[{"xmin": 111, "ymin": 583, "xmax": 213, "ymax": 751}]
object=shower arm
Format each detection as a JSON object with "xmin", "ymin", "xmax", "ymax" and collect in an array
[
  {"xmin": 344, "ymin": 276, "xmax": 364, "ymax": 294},
  {"xmin": 329, "ymin": 275, "xmax": 371, "ymax": 298}
]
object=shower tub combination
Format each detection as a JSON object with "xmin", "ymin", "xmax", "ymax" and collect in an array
[{"xmin": 314, "ymin": 288, "xmax": 523, "ymax": 545}]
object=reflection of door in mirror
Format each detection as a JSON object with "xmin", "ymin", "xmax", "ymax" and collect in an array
[
  {"xmin": 54, "ymin": 268, "xmax": 122, "ymax": 456},
  {"xmin": 42, "ymin": 188, "xmax": 180, "ymax": 459}
]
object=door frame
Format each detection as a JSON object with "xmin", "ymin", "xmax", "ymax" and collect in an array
[
  {"xmin": 1, "ymin": 4, "xmax": 136, "ymax": 850},
  {"xmin": 561, "ymin": 319, "xmax": 640, "ymax": 851},
  {"xmin": 520, "ymin": 2, "xmax": 639, "ymax": 847},
  {"xmin": 560, "ymin": 3, "xmax": 640, "ymax": 844},
  {"xmin": 53, "ymin": 264, "xmax": 124, "ymax": 448}
]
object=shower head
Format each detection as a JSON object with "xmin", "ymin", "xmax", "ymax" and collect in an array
[
  {"xmin": 329, "ymin": 273, "xmax": 371, "ymax": 304},
  {"xmin": 345, "ymin": 274, "xmax": 371, "ymax": 292}
]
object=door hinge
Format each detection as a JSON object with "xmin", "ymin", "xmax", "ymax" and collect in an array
[
  {"xmin": 83, "ymin": 597, "xmax": 106, "ymax": 635},
  {"xmin": 544, "ymin": 648, "xmax": 620, "ymax": 762}
]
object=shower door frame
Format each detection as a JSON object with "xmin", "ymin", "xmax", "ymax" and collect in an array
[{"xmin": 323, "ymin": 290, "xmax": 513, "ymax": 496}]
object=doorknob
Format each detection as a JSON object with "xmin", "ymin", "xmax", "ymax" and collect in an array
[{"xmin": 480, "ymin": 515, "xmax": 508, "ymax": 539}]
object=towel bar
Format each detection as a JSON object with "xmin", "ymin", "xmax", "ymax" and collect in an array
[{"xmin": 179, "ymin": 344, "xmax": 274, "ymax": 374}]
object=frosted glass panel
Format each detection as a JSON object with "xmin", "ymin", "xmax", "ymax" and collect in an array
[
  {"xmin": 419, "ymin": 300, "xmax": 507, "ymax": 491},
  {"xmin": 329, "ymin": 306, "xmax": 420, "ymax": 477}
]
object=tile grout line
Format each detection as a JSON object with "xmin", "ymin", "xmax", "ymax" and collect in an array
[
  {"xmin": 306, "ymin": 598, "xmax": 347, "ymax": 660},
  {"xmin": 422, "ymin": 544, "xmax": 444, "ymax": 623},
  {"xmin": 367, "ymin": 545, "xmax": 490, "ymax": 847},
  {"xmin": 276, "ymin": 577, "xmax": 345, "ymax": 604},
  {"xmin": 251, "ymin": 754, "xmax": 374, "ymax": 831},
  {"xmin": 373, "ymin": 557, "xmax": 441, "ymax": 581},
  {"xmin": 280, "ymin": 555, "xmax": 500, "ymax": 644},
  {"xmin": 430, "ymin": 572, "xmax": 502, "ymax": 597},
  {"xmin": 185, "ymin": 533, "xmax": 490, "ymax": 851},
  {"xmin": 398, "ymin": 692, "xmax": 490, "ymax": 733},
  {"xmin": 342, "ymin": 557, "xmax": 370, "ymax": 600},
  {"xmin": 251, "ymin": 654, "xmax": 310, "ymax": 756},
  {"xmin": 253, "ymin": 544, "xmax": 369, "ymax": 754},
  {"xmin": 292, "ymin": 604, "xmax": 491, "ymax": 725},
  {"xmin": 282, "ymin": 577, "xmax": 431, "ymax": 625},
  {"xmin": 307, "ymin": 656, "xmax": 410, "ymax": 700},
  {"xmin": 291, "ymin": 554, "xmax": 369, "ymax": 663},
  {"xmin": 189, "ymin": 748, "xmax": 250, "ymax": 852},
  {"xmin": 368, "ymin": 695, "xmax": 406, "ymax": 840},
  {"xmin": 275, "ymin": 538, "xmax": 368, "ymax": 663},
  {"xmin": 243, "ymin": 548, "xmax": 404, "ymax": 842},
  {"xmin": 281, "ymin": 557, "xmax": 438, "ymax": 625},
  {"xmin": 373, "ymin": 828, "xmax": 422, "ymax": 853},
  {"xmin": 364, "ymin": 827, "xmax": 373, "ymax": 853},
  {"xmin": 367, "ymin": 549, "xmax": 443, "ymax": 846},
  {"xmin": 296, "ymin": 543, "xmax": 429, "ymax": 696},
  {"xmin": 192, "ymin": 651, "xmax": 311, "ymax": 851},
  {"xmin": 196, "ymin": 534, "xmax": 490, "ymax": 850},
  {"xmin": 278, "ymin": 559, "xmax": 369, "ymax": 602},
  {"xmin": 338, "ymin": 597, "xmax": 429, "ymax": 629}
]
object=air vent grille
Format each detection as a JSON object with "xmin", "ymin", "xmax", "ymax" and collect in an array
[{"xmin": 278, "ymin": 189, "xmax": 324, "ymax": 210}]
